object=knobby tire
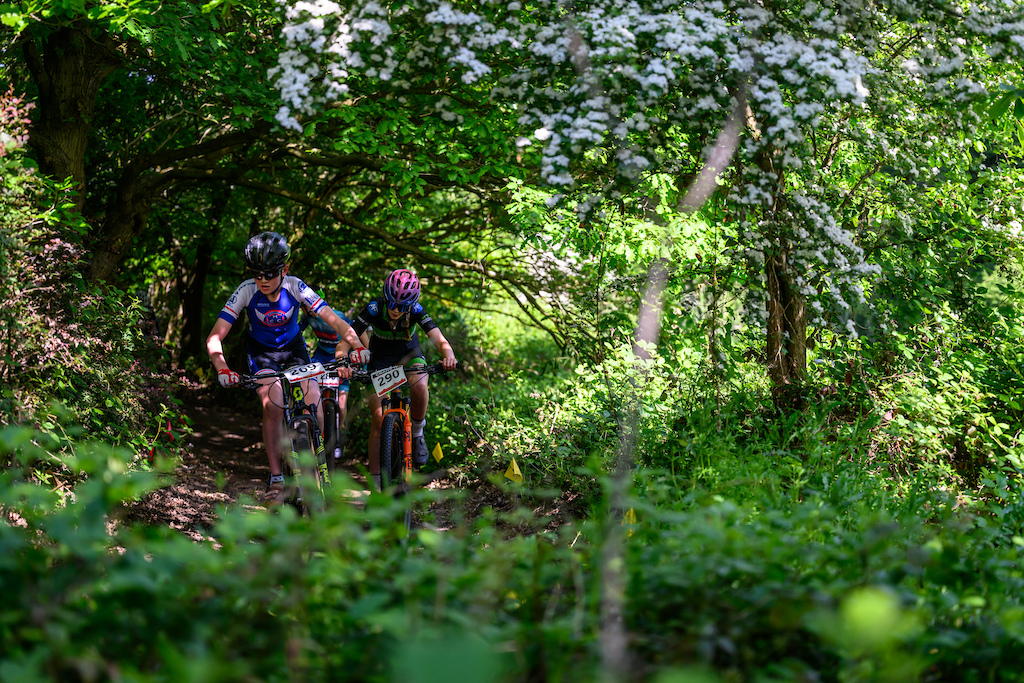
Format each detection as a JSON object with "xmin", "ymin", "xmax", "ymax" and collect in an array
[
  {"xmin": 291, "ymin": 418, "xmax": 327, "ymax": 513},
  {"xmin": 379, "ymin": 413, "xmax": 405, "ymax": 492},
  {"xmin": 323, "ymin": 398, "xmax": 339, "ymax": 476}
]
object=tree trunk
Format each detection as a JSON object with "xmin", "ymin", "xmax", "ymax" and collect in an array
[
  {"xmin": 20, "ymin": 23, "xmax": 159, "ymax": 284},
  {"xmin": 23, "ymin": 25, "xmax": 122, "ymax": 211},
  {"xmin": 747, "ymin": 109, "xmax": 807, "ymax": 396},
  {"xmin": 89, "ymin": 169, "xmax": 158, "ymax": 282},
  {"xmin": 88, "ymin": 124, "xmax": 272, "ymax": 283},
  {"xmin": 765, "ymin": 246, "xmax": 807, "ymax": 399},
  {"xmin": 177, "ymin": 247, "xmax": 214, "ymax": 366},
  {"xmin": 175, "ymin": 190, "xmax": 231, "ymax": 366}
]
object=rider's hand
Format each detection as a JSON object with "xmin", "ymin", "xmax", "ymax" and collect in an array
[
  {"xmin": 441, "ymin": 356, "xmax": 458, "ymax": 371},
  {"xmin": 217, "ymin": 368, "xmax": 240, "ymax": 387},
  {"xmin": 350, "ymin": 347, "xmax": 371, "ymax": 365}
]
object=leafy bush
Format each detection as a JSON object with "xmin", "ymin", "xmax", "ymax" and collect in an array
[
  {"xmin": 0, "ymin": 105, "xmax": 186, "ymax": 481},
  {"xmin": 11, "ymin": 422, "xmax": 1024, "ymax": 682}
]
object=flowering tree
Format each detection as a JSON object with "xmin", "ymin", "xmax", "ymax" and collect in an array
[{"xmin": 270, "ymin": 0, "xmax": 1024, "ymax": 387}]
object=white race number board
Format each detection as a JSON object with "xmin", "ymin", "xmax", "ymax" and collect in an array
[
  {"xmin": 283, "ymin": 362, "xmax": 326, "ymax": 383},
  {"xmin": 371, "ymin": 365, "xmax": 407, "ymax": 397}
]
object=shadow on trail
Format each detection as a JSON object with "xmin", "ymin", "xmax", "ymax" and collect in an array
[
  {"xmin": 126, "ymin": 390, "xmax": 269, "ymax": 540},
  {"xmin": 126, "ymin": 387, "xmax": 518, "ymax": 541},
  {"xmin": 126, "ymin": 388, "xmax": 376, "ymax": 539}
]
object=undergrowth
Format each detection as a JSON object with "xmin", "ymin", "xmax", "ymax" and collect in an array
[{"xmin": 5, "ymin": 161, "xmax": 1024, "ymax": 682}]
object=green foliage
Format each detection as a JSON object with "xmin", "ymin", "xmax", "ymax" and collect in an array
[
  {"xmin": 11, "ymin": 419, "xmax": 1024, "ymax": 682},
  {"xmin": 626, "ymin": 467, "xmax": 1024, "ymax": 682},
  {"xmin": 853, "ymin": 290, "xmax": 1024, "ymax": 491},
  {"xmin": 0, "ymin": 215, "xmax": 185, "ymax": 467},
  {"xmin": 7, "ymin": 1, "xmax": 1024, "ymax": 681},
  {"xmin": 0, "ymin": 100, "xmax": 186, "ymax": 481}
]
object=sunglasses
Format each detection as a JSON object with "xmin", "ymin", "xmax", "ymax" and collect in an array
[
  {"xmin": 251, "ymin": 269, "xmax": 281, "ymax": 281},
  {"xmin": 387, "ymin": 302, "xmax": 413, "ymax": 313}
]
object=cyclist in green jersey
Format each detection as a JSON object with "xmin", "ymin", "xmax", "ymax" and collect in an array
[{"xmin": 350, "ymin": 269, "xmax": 457, "ymax": 492}]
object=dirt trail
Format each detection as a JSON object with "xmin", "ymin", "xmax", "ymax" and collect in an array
[
  {"xmin": 126, "ymin": 388, "xmax": 441, "ymax": 539},
  {"xmin": 127, "ymin": 389, "xmax": 368, "ymax": 539},
  {"xmin": 127, "ymin": 387, "xmax": 559, "ymax": 540}
]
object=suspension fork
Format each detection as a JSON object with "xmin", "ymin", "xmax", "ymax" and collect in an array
[
  {"xmin": 286, "ymin": 380, "xmax": 327, "ymax": 487},
  {"xmin": 381, "ymin": 392, "xmax": 413, "ymax": 479}
]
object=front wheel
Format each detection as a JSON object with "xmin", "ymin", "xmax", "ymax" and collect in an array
[
  {"xmin": 379, "ymin": 413, "xmax": 405, "ymax": 492},
  {"xmin": 323, "ymin": 398, "xmax": 339, "ymax": 476},
  {"xmin": 291, "ymin": 417, "xmax": 327, "ymax": 513}
]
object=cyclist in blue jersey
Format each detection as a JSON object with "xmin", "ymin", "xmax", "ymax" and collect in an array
[
  {"xmin": 351, "ymin": 269, "xmax": 457, "ymax": 492},
  {"xmin": 206, "ymin": 232, "xmax": 370, "ymax": 503},
  {"xmin": 300, "ymin": 306, "xmax": 355, "ymax": 460}
]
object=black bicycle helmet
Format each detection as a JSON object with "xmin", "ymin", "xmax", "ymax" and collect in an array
[{"xmin": 243, "ymin": 231, "xmax": 290, "ymax": 271}]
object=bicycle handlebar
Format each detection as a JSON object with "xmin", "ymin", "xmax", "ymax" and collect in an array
[
  {"xmin": 234, "ymin": 359, "xmax": 350, "ymax": 390},
  {"xmin": 232, "ymin": 360, "xmax": 457, "ymax": 389},
  {"xmin": 347, "ymin": 361, "xmax": 458, "ymax": 385}
]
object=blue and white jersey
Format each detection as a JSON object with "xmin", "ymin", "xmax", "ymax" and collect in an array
[{"xmin": 218, "ymin": 276, "xmax": 327, "ymax": 348}]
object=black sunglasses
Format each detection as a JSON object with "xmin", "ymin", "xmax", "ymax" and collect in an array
[{"xmin": 251, "ymin": 269, "xmax": 281, "ymax": 281}]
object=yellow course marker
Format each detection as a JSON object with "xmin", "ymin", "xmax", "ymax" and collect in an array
[
  {"xmin": 432, "ymin": 442, "xmax": 444, "ymax": 463},
  {"xmin": 504, "ymin": 458, "xmax": 523, "ymax": 483},
  {"xmin": 622, "ymin": 508, "xmax": 637, "ymax": 537}
]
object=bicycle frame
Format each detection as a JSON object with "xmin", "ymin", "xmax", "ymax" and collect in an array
[
  {"xmin": 241, "ymin": 361, "xmax": 338, "ymax": 511},
  {"xmin": 283, "ymin": 375, "xmax": 330, "ymax": 495},
  {"xmin": 320, "ymin": 372, "xmax": 342, "ymax": 469},
  {"xmin": 381, "ymin": 389, "xmax": 413, "ymax": 491},
  {"xmin": 352, "ymin": 362, "xmax": 456, "ymax": 535}
]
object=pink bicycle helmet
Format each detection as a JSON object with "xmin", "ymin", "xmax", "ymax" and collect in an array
[{"xmin": 383, "ymin": 269, "xmax": 421, "ymax": 311}]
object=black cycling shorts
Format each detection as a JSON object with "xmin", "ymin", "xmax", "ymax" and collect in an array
[{"xmin": 246, "ymin": 333, "xmax": 311, "ymax": 377}]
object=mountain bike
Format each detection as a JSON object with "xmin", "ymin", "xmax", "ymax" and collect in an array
[
  {"xmin": 319, "ymin": 366, "xmax": 347, "ymax": 477},
  {"xmin": 352, "ymin": 362, "xmax": 457, "ymax": 534},
  {"xmin": 237, "ymin": 359, "xmax": 346, "ymax": 513}
]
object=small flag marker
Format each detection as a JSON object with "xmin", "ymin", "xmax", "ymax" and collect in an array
[
  {"xmin": 504, "ymin": 458, "xmax": 523, "ymax": 483},
  {"xmin": 623, "ymin": 508, "xmax": 637, "ymax": 537},
  {"xmin": 432, "ymin": 442, "xmax": 444, "ymax": 463}
]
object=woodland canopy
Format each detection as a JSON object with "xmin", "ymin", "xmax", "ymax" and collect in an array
[{"xmin": 3, "ymin": 0, "xmax": 1024, "ymax": 681}]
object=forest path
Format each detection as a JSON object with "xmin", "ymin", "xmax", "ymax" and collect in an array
[
  {"xmin": 127, "ymin": 386, "xmax": 560, "ymax": 541},
  {"xmin": 127, "ymin": 389, "xmax": 372, "ymax": 540}
]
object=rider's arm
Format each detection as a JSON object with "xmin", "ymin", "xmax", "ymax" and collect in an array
[
  {"xmin": 206, "ymin": 318, "xmax": 234, "ymax": 372},
  {"xmin": 426, "ymin": 327, "xmax": 457, "ymax": 370},
  {"xmin": 319, "ymin": 306, "xmax": 363, "ymax": 356}
]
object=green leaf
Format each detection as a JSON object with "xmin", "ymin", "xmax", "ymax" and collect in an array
[{"xmin": 989, "ymin": 92, "xmax": 1017, "ymax": 119}]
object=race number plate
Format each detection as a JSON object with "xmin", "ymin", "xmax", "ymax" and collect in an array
[
  {"xmin": 371, "ymin": 365, "xmax": 407, "ymax": 397},
  {"xmin": 283, "ymin": 363, "xmax": 326, "ymax": 383},
  {"xmin": 321, "ymin": 373, "xmax": 340, "ymax": 389}
]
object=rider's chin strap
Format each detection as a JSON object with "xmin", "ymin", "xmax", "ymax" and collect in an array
[{"xmin": 270, "ymin": 275, "xmax": 285, "ymax": 298}]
